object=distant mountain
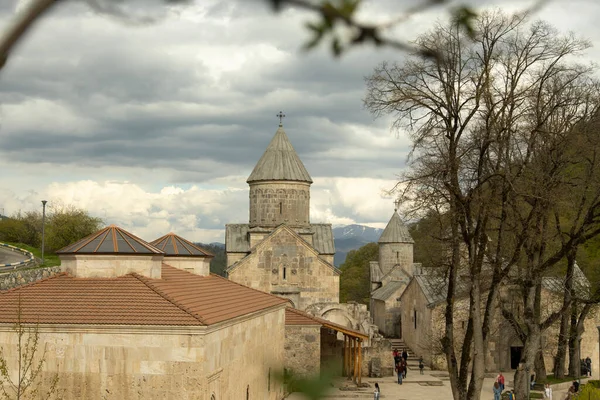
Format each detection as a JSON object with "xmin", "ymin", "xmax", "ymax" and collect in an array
[
  {"xmin": 333, "ymin": 224, "xmax": 383, "ymax": 267},
  {"xmin": 333, "ymin": 224, "xmax": 383, "ymax": 242}
]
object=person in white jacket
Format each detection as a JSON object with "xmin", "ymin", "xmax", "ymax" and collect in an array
[{"xmin": 544, "ymin": 383, "xmax": 553, "ymax": 400}]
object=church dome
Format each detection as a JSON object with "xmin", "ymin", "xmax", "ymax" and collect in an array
[
  {"xmin": 57, "ymin": 225, "xmax": 164, "ymax": 255},
  {"xmin": 150, "ymin": 233, "xmax": 213, "ymax": 257},
  {"xmin": 378, "ymin": 211, "xmax": 414, "ymax": 244},
  {"xmin": 247, "ymin": 124, "xmax": 313, "ymax": 184}
]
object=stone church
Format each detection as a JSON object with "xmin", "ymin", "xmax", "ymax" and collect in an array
[
  {"xmin": 225, "ymin": 121, "xmax": 339, "ymax": 311},
  {"xmin": 369, "ymin": 206, "xmax": 419, "ymax": 337}
]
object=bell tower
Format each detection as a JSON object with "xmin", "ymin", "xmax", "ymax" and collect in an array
[{"xmin": 247, "ymin": 112, "xmax": 312, "ymax": 229}]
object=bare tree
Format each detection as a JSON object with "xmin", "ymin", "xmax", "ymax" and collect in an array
[
  {"xmin": 365, "ymin": 10, "xmax": 600, "ymax": 400},
  {"xmin": 0, "ymin": 297, "xmax": 59, "ymax": 400}
]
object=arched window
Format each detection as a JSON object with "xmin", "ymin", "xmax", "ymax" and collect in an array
[
  {"xmin": 246, "ymin": 385, "xmax": 250, "ymax": 399},
  {"xmin": 279, "ymin": 202, "xmax": 283, "ymax": 214},
  {"xmin": 211, "ymin": 395, "xmax": 216, "ymax": 400},
  {"xmin": 268, "ymin": 368, "xmax": 271, "ymax": 391},
  {"xmin": 283, "ymin": 266, "xmax": 287, "ymax": 280}
]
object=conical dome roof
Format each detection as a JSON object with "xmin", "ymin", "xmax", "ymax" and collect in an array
[
  {"xmin": 151, "ymin": 233, "xmax": 214, "ymax": 257},
  {"xmin": 247, "ymin": 125, "xmax": 312, "ymax": 184},
  {"xmin": 57, "ymin": 225, "xmax": 164, "ymax": 254},
  {"xmin": 378, "ymin": 212, "xmax": 414, "ymax": 244}
]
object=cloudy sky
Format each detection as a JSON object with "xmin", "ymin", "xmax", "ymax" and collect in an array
[{"xmin": 0, "ymin": 0, "xmax": 598, "ymax": 244}]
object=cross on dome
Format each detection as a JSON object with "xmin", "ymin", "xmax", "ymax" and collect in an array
[
  {"xmin": 394, "ymin": 198, "xmax": 401, "ymax": 212},
  {"xmin": 276, "ymin": 111, "xmax": 286, "ymax": 126}
]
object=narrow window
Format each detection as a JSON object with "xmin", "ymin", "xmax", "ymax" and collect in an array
[
  {"xmin": 279, "ymin": 202, "xmax": 283, "ymax": 214},
  {"xmin": 413, "ymin": 310, "xmax": 417, "ymax": 329},
  {"xmin": 246, "ymin": 385, "xmax": 250, "ymax": 400},
  {"xmin": 396, "ymin": 251, "xmax": 399, "ymax": 260},
  {"xmin": 268, "ymin": 368, "xmax": 271, "ymax": 391},
  {"xmin": 283, "ymin": 267, "xmax": 287, "ymax": 280}
]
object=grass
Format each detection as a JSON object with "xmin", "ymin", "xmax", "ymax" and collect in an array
[
  {"xmin": 545, "ymin": 374, "xmax": 583, "ymax": 385},
  {"xmin": 4, "ymin": 242, "xmax": 61, "ymax": 268}
]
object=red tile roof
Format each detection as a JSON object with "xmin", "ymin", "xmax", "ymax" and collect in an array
[{"xmin": 0, "ymin": 265, "xmax": 288, "ymax": 326}]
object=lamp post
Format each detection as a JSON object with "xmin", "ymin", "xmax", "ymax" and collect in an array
[{"xmin": 41, "ymin": 200, "xmax": 47, "ymax": 264}]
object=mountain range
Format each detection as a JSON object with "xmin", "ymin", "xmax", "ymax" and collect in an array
[{"xmin": 332, "ymin": 224, "xmax": 383, "ymax": 266}]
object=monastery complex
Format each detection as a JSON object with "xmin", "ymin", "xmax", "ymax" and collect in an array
[{"xmin": 0, "ymin": 120, "xmax": 599, "ymax": 399}]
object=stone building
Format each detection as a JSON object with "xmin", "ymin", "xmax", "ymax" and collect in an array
[
  {"xmin": 399, "ymin": 265, "xmax": 600, "ymax": 376},
  {"xmin": 369, "ymin": 208, "xmax": 417, "ymax": 337},
  {"xmin": 225, "ymin": 122, "xmax": 339, "ymax": 311},
  {"xmin": 0, "ymin": 225, "xmax": 288, "ymax": 400}
]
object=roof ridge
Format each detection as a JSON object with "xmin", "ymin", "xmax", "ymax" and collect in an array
[
  {"xmin": 130, "ymin": 271, "xmax": 208, "ymax": 325},
  {"xmin": 1, "ymin": 272, "xmax": 68, "ymax": 294},
  {"xmin": 208, "ymin": 273, "xmax": 291, "ymax": 306}
]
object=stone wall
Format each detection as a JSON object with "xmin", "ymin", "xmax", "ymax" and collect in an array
[
  {"xmin": 378, "ymin": 243, "xmax": 413, "ymax": 276},
  {"xmin": 371, "ymin": 300, "xmax": 386, "ymax": 336},
  {"xmin": 60, "ymin": 254, "xmax": 163, "ymax": 278},
  {"xmin": 0, "ymin": 307, "xmax": 286, "ymax": 400},
  {"xmin": 162, "ymin": 256, "xmax": 210, "ymax": 277},
  {"xmin": 229, "ymin": 227, "xmax": 339, "ymax": 311},
  {"xmin": 203, "ymin": 307, "xmax": 286, "ymax": 400},
  {"xmin": 0, "ymin": 266, "xmax": 61, "ymax": 290},
  {"xmin": 362, "ymin": 336, "xmax": 394, "ymax": 377},
  {"xmin": 284, "ymin": 325, "xmax": 321, "ymax": 378},
  {"xmin": 249, "ymin": 181, "xmax": 311, "ymax": 228},
  {"xmin": 399, "ymin": 279, "xmax": 436, "ymax": 366}
]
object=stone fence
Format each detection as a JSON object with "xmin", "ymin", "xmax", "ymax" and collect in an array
[
  {"xmin": 0, "ymin": 243, "xmax": 36, "ymax": 271},
  {"xmin": 0, "ymin": 266, "xmax": 61, "ymax": 291}
]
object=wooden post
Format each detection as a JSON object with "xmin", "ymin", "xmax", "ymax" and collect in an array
[
  {"xmin": 348, "ymin": 337, "xmax": 356, "ymax": 378},
  {"xmin": 358, "ymin": 339, "xmax": 362, "ymax": 385},
  {"xmin": 353, "ymin": 338, "xmax": 358, "ymax": 384},
  {"xmin": 343, "ymin": 335, "xmax": 347, "ymax": 376}
]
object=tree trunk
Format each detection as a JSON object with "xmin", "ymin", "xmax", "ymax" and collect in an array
[
  {"xmin": 568, "ymin": 302, "xmax": 579, "ymax": 377},
  {"xmin": 553, "ymin": 307, "xmax": 571, "ymax": 378},
  {"xmin": 514, "ymin": 283, "xmax": 539, "ymax": 400},
  {"xmin": 535, "ymin": 345, "xmax": 547, "ymax": 383},
  {"xmin": 552, "ymin": 250, "xmax": 575, "ymax": 378}
]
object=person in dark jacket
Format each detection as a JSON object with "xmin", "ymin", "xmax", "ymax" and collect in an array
[{"xmin": 401, "ymin": 350, "xmax": 408, "ymax": 377}]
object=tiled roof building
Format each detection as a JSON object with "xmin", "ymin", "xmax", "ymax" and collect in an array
[{"xmin": 0, "ymin": 226, "xmax": 288, "ymax": 400}]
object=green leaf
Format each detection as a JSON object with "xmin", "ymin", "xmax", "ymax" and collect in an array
[{"xmin": 452, "ymin": 6, "xmax": 478, "ymax": 39}]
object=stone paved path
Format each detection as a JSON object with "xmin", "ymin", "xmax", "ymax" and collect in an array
[{"xmin": 285, "ymin": 371, "xmax": 579, "ymax": 399}]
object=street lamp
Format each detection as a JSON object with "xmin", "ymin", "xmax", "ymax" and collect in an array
[{"xmin": 41, "ymin": 200, "xmax": 47, "ymax": 264}]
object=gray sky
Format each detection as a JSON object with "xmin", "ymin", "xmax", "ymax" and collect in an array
[{"xmin": 0, "ymin": 0, "xmax": 598, "ymax": 243}]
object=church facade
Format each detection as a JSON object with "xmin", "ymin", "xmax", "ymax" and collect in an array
[
  {"xmin": 225, "ymin": 123, "xmax": 339, "ymax": 311},
  {"xmin": 369, "ymin": 208, "xmax": 418, "ymax": 337}
]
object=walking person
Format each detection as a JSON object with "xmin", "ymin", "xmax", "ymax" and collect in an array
[
  {"xmin": 543, "ymin": 383, "xmax": 552, "ymax": 400},
  {"xmin": 496, "ymin": 371, "xmax": 505, "ymax": 392},
  {"xmin": 493, "ymin": 382, "xmax": 502, "ymax": 400},
  {"xmin": 586, "ymin": 356, "xmax": 592, "ymax": 377},
  {"xmin": 401, "ymin": 349, "xmax": 408, "ymax": 377},
  {"xmin": 396, "ymin": 361, "xmax": 404, "ymax": 384},
  {"xmin": 373, "ymin": 383, "xmax": 380, "ymax": 400},
  {"xmin": 419, "ymin": 356, "xmax": 424, "ymax": 375}
]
